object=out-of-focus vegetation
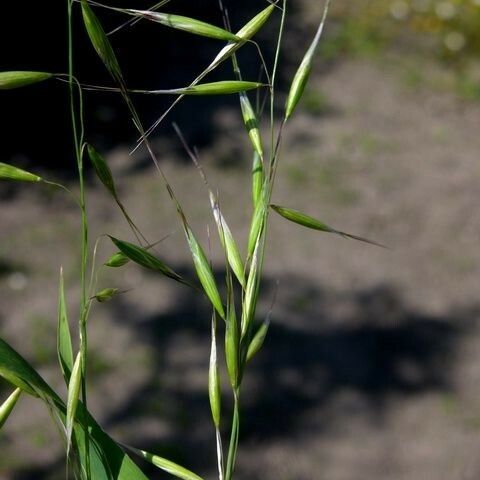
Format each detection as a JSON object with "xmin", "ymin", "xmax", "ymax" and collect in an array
[{"xmin": 320, "ymin": 0, "xmax": 480, "ymax": 98}]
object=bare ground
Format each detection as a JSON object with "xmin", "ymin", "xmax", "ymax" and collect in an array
[{"xmin": 1, "ymin": 57, "xmax": 480, "ymax": 479}]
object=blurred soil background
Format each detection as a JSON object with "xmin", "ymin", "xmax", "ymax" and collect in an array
[{"xmin": 1, "ymin": 0, "xmax": 480, "ymax": 478}]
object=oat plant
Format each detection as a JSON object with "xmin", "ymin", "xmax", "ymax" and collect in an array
[{"xmin": 0, "ymin": 0, "xmax": 381, "ymax": 478}]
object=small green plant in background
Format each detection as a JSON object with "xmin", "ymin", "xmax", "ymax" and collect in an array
[{"xmin": 0, "ymin": 1, "xmax": 382, "ymax": 478}]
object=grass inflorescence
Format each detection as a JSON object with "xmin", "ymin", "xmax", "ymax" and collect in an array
[{"xmin": 0, "ymin": 1, "xmax": 384, "ymax": 478}]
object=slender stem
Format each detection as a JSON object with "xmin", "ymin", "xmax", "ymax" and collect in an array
[
  {"xmin": 67, "ymin": 1, "xmax": 90, "ymax": 477},
  {"xmin": 269, "ymin": 0, "xmax": 287, "ymax": 175},
  {"xmin": 225, "ymin": 389, "xmax": 240, "ymax": 480}
]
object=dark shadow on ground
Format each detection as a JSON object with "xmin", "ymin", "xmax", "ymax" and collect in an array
[{"xmin": 9, "ymin": 269, "xmax": 475, "ymax": 480}]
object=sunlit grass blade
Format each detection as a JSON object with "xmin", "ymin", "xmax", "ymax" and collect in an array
[
  {"xmin": 246, "ymin": 316, "xmax": 271, "ymax": 363},
  {"xmin": 0, "ymin": 388, "xmax": 21, "ymax": 429},
  {"xmin": 81, "ymin": 0, "xmax": 123, "ymax": 83},
  {"xmin": 66, "ymin": 351, "xmax": 82, "ymax": 455},
  {"xmin": 239, "ymin": 93, "xmax": 263, "ymax": 158},
  {"xmin": 57, "ymin": 268, "xmax": 73, "ymax": 385},
  {"xmin": 209, "ymin": 313, "xmax": 221, "ymax": 428},
  {"xmin": 109, "ymin": 236, "xmax": 187, "ymax": 283},
  {"xmin": 285, "ymin": 0, "xmax": 331, "ymax": 119},
  {"xmin": 125, "ymin": 10, "xmax": 241, "ymax": 41},
  {"xmin": 270, "ymin": 205, "xmax": 386, "ymax": 247},
  {"xmin": 127, "ymin": 446, "xmax": 204, "ymax": 480},
  {"xmin": 0, "ymin": 71, "xmax": 52, "ymax": 90},
  {"xmin": 0, "ymin": 162, "xmax": 42, "ymax": 182},
  {"xmin": 183, "ymin": 226, "xmax": 226, "ymax": 320},
  {"xmin": 209, "ymin": 192, "xmax": 246, "ymax": 288}
]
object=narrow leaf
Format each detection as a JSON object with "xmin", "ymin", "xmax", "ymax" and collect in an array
[
  {"xmin": 0, "ymin": 71, "xmax": 51, "ymax": 90},
  {"xmin": 208, "ymin": 314, "xmax": 221, "ymax": 428},
  {"xmin": 126, "ymin": 10, "xmax": 241, "ymax": 42},
  {"xmin": 87, "ymin": 144, "xmax": 117, "ymax": 198},
  {"xmin": 57, "ymin": 268, "xmax": 73, "ymax": 385},
  {"xmin": 0, "ymin": 338, "xmax": 149, "ymax": 479},
  {"xmin": 109, "ymin": 236, "xmax": 186, "ymax": 283},
  {"xmin": 270, "ymin": 205, "xmax": 385, "ymax": 247},
  {"xmin": 66, "ymin": 352, "xmax": 82, "ymax": 455},
  {"xmin": 285, "ymin": 0, "xmax": 331, "ymax": 119},
  {"xmin": 0, "ymin": 162, "xmax": 42, "ymax": 182},
  {"xmin": 128, "ymin": 446, "xmax": 204, "ymax": 480},
  {"xmin": 0, "ymin": 388, "xmax": 21, "ymax": 429}
]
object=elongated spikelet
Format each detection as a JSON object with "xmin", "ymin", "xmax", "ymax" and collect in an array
[
  {"xmin": 66, "ymin": 352, "xmax": 82, "ymax": 454},
  {"xmin": 208, "ymin": 315, "xmax": 221, "ymax": 427},
  {"xmin": 207, "ymin": 4, "xmax": 275, "ymax": 70},
  {"xmin": 127, "ymin": 10, "xmax": 241, "ymax": 42},
  {"xmin": 246, "ymin": 316, "xmax": 271, "ymax": 362},
  {"xmin": 0, "ymin": 163, "xmax": 41, "ymax": 182},
  {"xmin": 0, "ymin": 71, "xmax": 51, "ymax": 90},
  {"xmin": 81, "ymin": 0, "xmax": 123, "ymax": 82},
  {"xmin": 87, "ymin": 144, "xmax": 117, "ymax": 198},
  {"xmin": 240, "ymin": 93, "xmax": 263, "ymax": 158},
  {"xmin": 209, "ymin": 192, "xmax": 246, "ymax": 288},
  {"xmin": 0, "ymin": 388, "xmax": 22, "ymax": 429},
  {"xmin": 57, "ymin": 268, "xmax": 73, "ymax": 385},
  {"xmin": 109, "ymin": 237, "xmax": 187, "ymax": 283},
  {"xmin": 270, "ymin": 204, "xmax": 385, "ymax": 247},
  {"xmin": 155, "ymin": 81, "xmax": 264, "ymax": 96},
  {"xmin": 285, "ymin": 0, "xmax": 331, "ymax": 119},
  {"xmin": 184, "ymin": 226, "xmax": 226, "ymax": 320},
  {"xmin": 251, "ymin": 152, "xmax": 264, "ymax": 208},
  {"xmin": 128, "ymin": 446, "xmax": 204, "ymax": 480}
]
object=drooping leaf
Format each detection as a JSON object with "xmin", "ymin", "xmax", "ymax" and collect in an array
[{"xmin": 0, "ymin": 337, "xmax": 150, "ymax": 480}]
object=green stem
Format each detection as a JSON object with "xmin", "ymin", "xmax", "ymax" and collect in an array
[
  {"xmin": 67, "ymin": 1, "xmax": 90, "ymax": 477},
  {"xmin": 225, "ymin": 389, "xmax": 240, "ymax": 480}
]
